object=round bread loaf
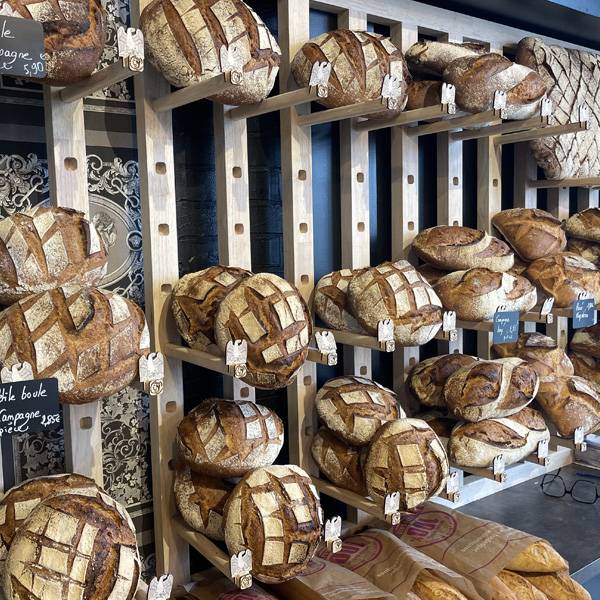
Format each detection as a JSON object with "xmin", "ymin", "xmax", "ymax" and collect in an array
[
  {"xmin": 408, "ymin": 354, "xmax": 479, "ymax": 408},
  {"xmin": 315, "ymin": 376, "xmax": 402, "ymax": 446},
  {"xmin": 413, "ymin": 226, "xmax": 514, "ymax": 272},
  {"xmin": 497, "ymin": 571, "xmax": 550, "ymax": 600},
  {"xmin": 174, "ymin": 466, "xmax": 232, "ymax": 541},
  {"xmin": 564, "ymin": 208, "xmax": 600, "ymax": 242},
  {"xmin": 364, "ymin": 418, "xmax": 448, "ymax": 511},
  {"xmin": 418, "ymin": 412, "xmax": 458, "ymax": 439},
  {"xmin": 314, "ymin": 269, "xmax": 365, "ymax": 332},
  {"xmin": 525, "ymin": 252, "xmax": 600, "ymax": 308},
  {"xmin": 177, "ymin": 398, "xmax": 284, "ymax": 477},
  {"xmin": 311, "ymin": 428, "xmax": 366, "ymax": 495},
  {"xmin": 570, "ymin": 353, "xmax": 600, "ymax": 390},
  {"xmin": 443, "ymin": 358, "xmax": 539, "ymax": 422},
  {"xmin": 0, "ymin": 286, "xmax": 150, "ymax": 404},
  {"xmin": 571, "ymin": 322, "xmax": 600, "ymax": 358},
  {"xmin": 406, "ymin": 80, "xmax": 443, "ymax": 110},
  {"xmin": 434, "ymin": 268, "xmax": 537, "ymax": 321},
  {"xmin": 521, "ymin": 572, "xmax": 591, "ymax": 600},
  {"xmin": 536, "ymin": 376, "xmax": 600, "ymax": 437},
  {"xmin": 448, "ymin": 407, "xmax": 549, "ymax": 468},
  {"xmin": 3, "ymin": 489, "xmax": 140, "ymax": 600},
  {"xmin": 291, "ymin": 30, "xmax": 409, "ymax": 116},
  {"xmin": 405, "ymin": 40, "xmax": 486, "ymax": 77},
  {"xmin": 2, "ymin": 0, "xmax": 106, "ymax": 85},
  {"xmin": 140, "ymin": 0, "xmax": 281, "ymax": 103},
  {"xmin": 171, "ymin": 266, "xmax": 251, "ymax": 354},
  {"xmin": 567, "ymin": 238, "xmax": 600, "ymax": 268},
  {"xmin": 416, "ymin": 264, "xmax": 447, "ymax": 286},
  {"xmin": 492, "ymin": 332, "xmax": 574, "ymax": 379},
  {"xmin": 492, "ymin": 208, "xmax": 567, "ymax": 262},
  {"xmin": 214, "ymin": 272, "xmax": 312, "ymax": 389},
  {"xmin": 223, "ymin": 465, "xmax": 322, "ymax": 584},
  {"xmin": 443, "ymin": 53, "xmax": 547, "ymax": 120},
  {"xmin": 0, "ymin": 207, "xmax": 108, "ymax": 305},
  {"xmin": 348, "ymin": 260, "xmax": 443, "ymax": 346}
]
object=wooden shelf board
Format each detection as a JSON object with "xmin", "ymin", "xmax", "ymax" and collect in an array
[
  {"xmin": 312, "ymin": 477, "xmax": 387, "ymax": 521},
  {"xmin": 163, "ymin": 343, "xmax": 240, "ymax": 377},
  {"xmin": 307, "ymin": 347, "xmax": 338, "ymax": 366},
  {"xmin": 152, "ymin": 73, "xmax": 232, "ymax": 113},
  {"xmin": 355, "ymin": 103, "xmax": 456, "ymax": 133},
  {"xmin": 494, "ymin": 120, "xmax": 590, "ymax": 146},
  {"xmin": 228, "ymin": 87, "xmax": 319, "ymax": 121},
  {"xmin": 529, "ymin": 177, "xmax": 600, "ymax": 189},
  {"xmin": 408, "ymin": 108, "xmax": 503, "ymax": 137},
  {"xmin": 297, "ymin": 97, "xmax": 389, "ymax": 127},
  {"xmin": 314, "ymin": 327, "xmax": 394, "ymax": 352},
  {"xmin": 450, "ymin": 114, "xmax": 552, "ymax": 142}
]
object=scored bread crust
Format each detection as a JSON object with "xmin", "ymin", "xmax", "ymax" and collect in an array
[
  {"xmin": 571, "ymin": 322, "xmax": 600, "ymax": 358},
  {"xmin": 506, "ymin": 540, "xmax": 568, "ymax": 573},
  {"xmin": 521, "ymin": 572, "xmax": 591, "ymax": 600},
  {"xmin": 314, "ymin": 269, "xmax": 365, "ymax": 332},
  {"xmin": 498, "ymin": 571, "xmax": 549, "ymax": 600},
  {"xmin": 567, "ymin": 238, "xmax": 600, "ymax": 268},
  {"xmin": 405, "ymin": 40, "xmax": 486, "ymax": 77},
  {"xmin": 564, "ymin": 208, "xmax": 600, "ymax": 242},
  {"xmin": 413, "ymin": 571, "xmax": 469, "ymax": 600},
  {"xmin": 406, "ymin": 80, "xmax": 443, "ymax": 110},
  {"xmin": 570, "ymin": 353, "xmax": 600, "ymax": 391}
]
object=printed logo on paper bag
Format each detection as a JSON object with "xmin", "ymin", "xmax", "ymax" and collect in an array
[
  {"xmin": 392, "ymin": 509, "xmax": 457, "ymax": 548},
  {"xmin": 318, "ymin": 534, "xmax": 382, "ymax": 571}
]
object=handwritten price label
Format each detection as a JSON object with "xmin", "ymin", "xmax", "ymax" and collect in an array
[
  {"xmin": 572, "ymin": 298, "xmax": 597, "ymax": 329},
  {"xmin": 492, "ymin": 310, "xmax": 519, "ymax": 344},
  {"xmin": 0, "ymin": 16, "xmax": 46, "ymax": 78}
]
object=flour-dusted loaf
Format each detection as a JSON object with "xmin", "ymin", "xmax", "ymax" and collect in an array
[
  {"xmin": 497, "ymin": 571, "xmax": 550, "ymax": 600},
  {"xmin": 435, "ymin": 268, "xmax": 537, "ymax": 321},
  {"xmin": 405, "ymin": 80, "xmax": 443, "ymax": 110},
  {"xmin": 492, "ymin": 332, "xmax": 574, "ymax": 379},
  {"xmin": 564, "ymin": 208, "xmax": 600, "ymax": 243},
  {"xmin": 2, "ymin": 0, "xmax": 106, "ymax": 85},
  {"xmin": 443, "ymin": 358, "xmax": 539, "ymax": 422},
  {"xmin": 177, "ymin": 398, "xmax": 284, "ymax": 477},
  {"xmin": 315, "ymin": 376, "xmax": 402, "ymax": 446},
  {"xmin": 0, "ymin": 286, "xmax": 149, "ymax": 404},
  {"xmin": 413, "ymin": 226, "xmax": 514, "ymax": 272},
  {"xmin": 348, "ymin": 261, "xmax": 443, "ymax": 346},
  {"xmin": 405, "ymin": 40, "xmax": 486, "ymax": 78},
  {"xmin": 521, "ymin": 572, "xmax": 591, "ymax": 600},
  {"xmin": 570, "ymin": 322, "xmax": 600, "ymax": 359},
  {"xmin": 506, "ymin": 540, "xmax": 568, "ymax": 572},
  {"xmin": 364, "ymin": 418, "xmax": 448, "ymax": 511},
  {"xmin": 516, "ymin": 37, "xmax": 600, "ymax": 180},
  {"xmin": 536, "ymin": 376, "xmax": 600, "ymax": 437},
  {"xmin": 311, "ymin": 428, "xmax": 366, "ymax": 495},
  {"xmin": 214, "ymin": 272, "xmax": 312, "ymax": 389},
  {"xmin": 172, "ymin": 266, "xmax": 251, "ymax": 354},
  {"xmin": 408, "ymin": 354, "xmax": 479, "ymax": 408},
  {"xmin": 525, "ymin": 252, "xmax": 600, "ymax": 307},
  {"xmin": 3, "ymin": 489, "xmax": 140, "ymax": 600},
  {"xmin": 291, "ymin": 30, "xmax": 409, "ymax": 116},
  {"xmin": 174, "ymin": 466, "xmax": 232, "ymax": 541},
  {"xmin": 0, "ymin": 207, "xmax": 108, "ymax": 305},
  {"xmin": 567, "ymin": 238, "xmax": 600, "ymax": 269},
  {"xmin": 314, "ymin": 269, "xmax": 365, "ymax": 332},
  {"xmin": 570, "ymin": 353, "xmax": 600, "ymax": 390},
  {"xmin": 223, "ymin": 465, "xmax": 322, "ymax": 584},
  {"xmin": 140, "ymin": 0, "xmax": 281, "ymax": 103}
]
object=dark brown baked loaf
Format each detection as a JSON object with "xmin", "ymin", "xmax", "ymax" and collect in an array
[
  {"xmin": 405, "ymin": 40, "xmax": 486, "ymax": 77},
  {"xmin": 406, "ymin": 80, "xmax": 443, "ymax": 110},
  {"xmin": 408, "ymin": 354, "xmax": 479, "ymax": 408},
  {"xmin": 348, "ymin": 261, "xmax": 443, "ymax": 346},
  {"xmin": 492, "ymin": 208, "xmax": 567, "ymax": 262},
  {"xmin": 443, "ymin": 358, "xmax": 539, "ymax": 422},
  {"xmin": 215, "ymin": 272, "xmax": 312, "ymax": 389},
  {"xmin": 570, "ymin": 322, "xmax": 600, "ymax": 358},
  {"xmin": 364, "ymin": 418, "xmax": 448, "ymax": 511},
  {"xmin": 0, "ymin": 286, "xmax": 149, "ymax": 404},
  {"xmin": 413, "ymin": 226, "xmax": 514, "ymax": 272},
  {"xmin": 223, "ymin": 465, "xmax": 322, "ymax": 584},
  {"xmin": 314, "ymin": 269, "xmax": 365, "ymax": 332},
  {"xmin": 172, "ymin": 266, "xmax": 251, "ymax": 354},
  {"xmin": 418, "ymin": 412, "xmax": 458, "ymax": 439},
  {"xmin": 315, "ymin": 376, "xmax": 402, "ymax": 446},
  {"xmin": 140, "ymin": 0, "xmax": 281, "ymax": 103},
  {"xmin": 567, "ymin": 238, "xmax": 600, "ymax": 268},
  {"xmin": 3, "ymin": 0, "xmax": 106, "ymax": 85},
  {"xmin": 525, "ymin": 252, "xmax": 600, "ymax": 307},
  {"xmin": 311, "ymin": 428, "xmax": 366, "ymax": 495},
  {"xmin": 291, "ymin": 30, "xmax": 409, "ymax": 116},
  {"xmin": 564, "ymin": 208, "xmax": 600, "ymax": 243},
  {"xmin": 4, "ymin": 489, "xmax": 140, "ymax": 600},
  {"xmin": 570, "ymin": 353, "xmax": 600, "ymax": 391},
  {"xmin": 0, "ymin": 207, "xmax": 108, "ymax": 305},
  {"xmin": 416, "ymin": 264, "xmax": 447, "ymax": 286},
  {"xmin": 177, "ymin": 398, "xmax": 284, "ymax": 477},
  {"xmin": 492, "ymin": 332, "xmax": 574, "ymax": 379}
]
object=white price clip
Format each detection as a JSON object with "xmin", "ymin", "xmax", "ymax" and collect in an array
[
  {"xmin": 443, "ymin": 310, "xmax": 457, "ymax": 333},
  {"xmin": 147, "ymin": 574, "xmax": 173, "ymax": 600},
  {"xmin": 309, "ymin": 61, "xmax": 332, "ymax": 98},
  {"xmin": 139, "ymin": 353, "xmax": 164, "ymax": 396},
  {"xmin": 1, "ymin": 362, "xmax": 34, "ymax": 384},
  {"xmin": 315, "ymin": 331, "xmax": 338, "ymax": 366},
  {"xmin": 493, "ymin": 90, "xmax": 507, "ymax": 110},
  {"xmin": 493, "ymin": 454, "xmax": 506, "ymax": 482},
  {"xmin": 117, "ymin": 27, "xmax": 145, "ymax": 72},
  {"xmin": 324, "ymin": 516, "xmax": 342, "ymax": 553},
  {"xmin": 220, "ymin": 45, "xmax": 244, "ymax": 85},
  {"xmin": 445, "ymin": 471, "xmax": 460, "ymax": 503},
  {"xmin": 579, "ymin": 103, "xmax": 591, "ymax": 124},
  {"xmin": 574, "ymin": 426, "xmax": 587, "ymax": 452},
  {"xmin": 377, "ymin": 319, "xmax": 395, "ymax": 352},
  {"xmin": 441, "ymin": 82, "xmax": 456, "ymax": 106},
  {"xmin": 541, "ymin": 297, "xmax": 555, "ymax": 323},
  {"xmin": 384, "ymin": 492, "xmax": 401, "ymax": 525},
  {"xmin": 381, "ymin": 74, "xmax": 402, "ymax": 110},
  {"xmin": 226, "ymin": 340, "xmax": 248, "ymax": 379},
  {"xmin": 230, "ymin": 549, "xmax": 253, "ymax": 590},
  {"xmin": 540, "ymin": 97, "xmax": 553, "ymax": 118},
  {"xmin": 536, "ymin": 439, "xmax": 549, "ymax": 466}
]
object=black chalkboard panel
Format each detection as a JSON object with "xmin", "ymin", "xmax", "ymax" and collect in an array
[{"xmin": 0, "ymin": 16, "xmax": 46, "ymax": 79}]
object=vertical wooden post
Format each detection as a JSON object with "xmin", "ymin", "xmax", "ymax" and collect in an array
[
  {"xmin": 43, "ymin": 88, "xmax": 103, "ymax": 485},
  {"xmin": 279, "ymin": 0, "xmax": 318, "ymax": 473},
  {"xmin": 577, "ymin": 187, "xmax": 599, "ymax": 211}
]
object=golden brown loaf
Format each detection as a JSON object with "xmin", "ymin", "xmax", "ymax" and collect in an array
[
  {"xmin": 0, "ymin": 207, "xmax": 108, "ymax": 305},
  {"xmin": 408, "ymin": 354, "xmax": 479, "ymax": 408},
  {"xmin": 0, "ymin": 286, "xmax": 149, "ymax": 404},
  {"xmin": 435, "ymin": 268, "xmax": 538, "ymax": 321},
  {"xmin": 292, "ymin": 30, "xmax": 409, "ymax": 116},
  {"xmin": 497, "ymin": 571, "xmax": 548, "ymax": 600},
  {"xmin": 405, "ymin": 40, "xmax": 486, "ymax": 77},
  {"xmin": 171, "ymin": 266, "xmax": 251, "ymax": 354},
  {"xmin": 492, "ymin": 332, "xmax": 574, "ymax": 379},
  {"xmin": 417, "ymin": 264, "xmax": 448, "ymax": 286},
  {"xmin": 364, "ymin": 418, "xmax": 449, "ymax": 510},
  {"xmin": 567, "ymin": 238, "xmax": 600, "ymax": 269},
  {"xmin": 311, "ymin": 428, "xmax": 366, "ymax": 495},
  {"xmin": 413, "ymin": 226, "xmax": 514, "ymax": 272},
  {"xmin": 505, "ymin": 540, "xmax": 568, "ymax": 572},
  {"xmin": 571, "ymin": 322, "xmax": 600, "ymax": 358},
  {"xmin": 492, "ymin": 208, "xmax": 567, "ymax": 262},
  {"xmin": 443, "ymin": 358, "xmax": 539, "ymax": 422},
  {"xmin": 315, "ymin": 376, "xmax": 402, "ymax": 446},
  {"xmin": 570, "ymin": 353, "xmax": 600, "ymax": 390},
  {"xmin": 406, "ymin": 80, "xmax": 443, "ymax": 110},
  {"xmin": 510, "ymin": 256, "xmax": 531, "ymax": 276},
  {"xmin": 141, "ymin": 0, "xmax": 281, "ymax": 103},
  {"xmin": 413, "ymin": 571, "xmax": 469, "ymax": 600},
  {"xmin": 214, "ymin": 272, "xmax": 312, "ymax": 389},
  {"xmin": 314, "ymin": 269, "xmax": 365, "ymax": 332},
  {"xmin": 521, "ymin": 572, "xmax": 591, "ymax": 600},
  {"xmin": 564, "ymin": 208, "xmax": 600, "ymax": 243},
  {"xmin": 419, "ymin": 412, "xmax": 458, "ymax": 438},
  {"xmin": 348, "ymin": 260, "xmax": 443, "ymax": 346},
  {"xmin": 526, "ymin": 252, "xmax": 600, "ymax": 307},
  {"xmin": 177, "ymin": 398, "xmax": 284, "ymax": 477},
  {"xmin": 223, "ymin": 465, "xmax": 322, "ymax": 584}
]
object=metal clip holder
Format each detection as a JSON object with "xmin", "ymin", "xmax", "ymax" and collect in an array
[
  {"xmin": 146, "ymin": 574, "xmax": 173, "ymax": 600},
  {"xmin": 309, "ymin": 61, "xmax": 332, "ymax": 98},
  {"xmin": 579, "ymin": 103, "xmax": 591, "ymax": 124},
  {"xmin": 574, "ymin": 426, "xmax": 587, "ymax": 452},
  {"xmin": 540, "ymin": 297, "xmax": 555, "ymax": 323},
  {"xmin": 0, "ymin": 362, "xmax": 34, "ymax": 384},
  {"xmin": 225, "ymin": 340, "xmax": 248, "ymax": 378},
  {"xmin": 493, "ymin": 454, "xmax": 506, "ymax": 483},
  {"xmin": 139, "ymin": 353, "xmax": 165, "ymax": 396},
  {"xmin": 384, "ymin": 492, "xmax": 401, "ymax": 525},
  {"xmin": 230, "ymin": 549, "xmax": 253, "ymax": 590},
  {"xmin": 493, "ymin": 90, "xmax": 508, "ymax": 117},
  {"xmin": 445, "ymin": 471, "xmax": 461, "ymax": 503},
  {"xmin": 117, "ymin": 27, "xmax": 145, "ymax": 72},
  {"xmin": 540, "ymin": 97, "xmax": 553, "ymax": 119},
  {"xmin": 442, "ymin": 311, "xmax": 457, "ymax": 341},
  {"xmin": 315, "ymin": 331, "xmax": 338, "ymax": 366},
  {"xmin": 536, "ymin": 439, "xmax": 549, "ymax": 466},
  {"xmin": 381, "ymin": 74, "xmax": 402, "ymax": 110},
  {"xmin": 324, "ymin": 516, "xmax": 343, "ymax": 553},
  {"xmin": 440, "ymin": 83, "xmax": 457, "ymax": 114},
  {"xmin": 220, "ymin": 45, "xmax": 245, "ymax": 85},
  {"xmin": 377, "ymin": 319, "xmax": 395, "ymax": 352}
]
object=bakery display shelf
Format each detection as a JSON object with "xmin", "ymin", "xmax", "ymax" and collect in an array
[
  {"xmin": 450, "ymin": 113, "xmax": 553, "ymax": 142},
  {"xmin": 407, "ymin": 107, "xmax": 505, "ymax": 137},
  {"xmin": 314, "ymin": 326, "xmax": 395, "ymax": 353},
  {"xmin": 494, "ymin": 118, "xmax": 591, "ymax": 146},
  {"xmin": 529, "ymin": 176, "xmax": 600, "ymax": 189},
  {"xmin": 355, "ymin": 101, "xmax": 458, "ymax": 133},
  {"xmin": 163, "ymin": 342, "xmax": 248, "ymax": 379},
  {"xmin": 297, "ymin": 97, "xmax": 399, "ymax": 128}
]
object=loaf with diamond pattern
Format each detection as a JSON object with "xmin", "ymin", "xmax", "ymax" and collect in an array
[
  {"xmin": 314, "ymin": 268, "xmax": 365, "ymax": 332},
  {"xmin": 0, "ymin": 207, "xmax": 108, "ymax": 305},
  {"xmin": 0, "ymin": 286, "xmax": 150, "ymax": 404},
  {"xmin": 140, "ymin": 0, "xmax": 281, "ymax": 103},
  {"xmin": 224, "ymin": 465, "xmax": 322, "ymax": 583}
]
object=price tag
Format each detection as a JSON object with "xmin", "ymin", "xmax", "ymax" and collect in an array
[
  {"xmin": 0, "ymin": 16, "xmax": 46, "ymax": 78},
  {"xmin": 572, "ymin": 298, "xmax": 597, "ymax": 329},
  {"xmin": 492, "ymin": 310, "xmax": 519, "ymax": 344}
]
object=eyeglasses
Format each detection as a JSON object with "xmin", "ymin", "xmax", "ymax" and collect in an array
[{"xmin": 541, "ymin": 469, "xmax": 600, "ymax": 505}]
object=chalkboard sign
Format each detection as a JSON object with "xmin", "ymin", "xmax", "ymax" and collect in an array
[
  {"xmin": 0, "ymin": 16, "xmax": 46, "ymax": 78},
  {"xmin": 493, "ymin": 310, "xmax": 519, "ymax": 344},
  {"xmin": 573, "ymin": 298, "xmax": 597, "ymax": 329}
]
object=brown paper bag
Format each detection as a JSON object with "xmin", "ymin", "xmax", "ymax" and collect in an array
[{"xmin": 176, "ymin": 569, "xmax": 279, "ymax": 599}]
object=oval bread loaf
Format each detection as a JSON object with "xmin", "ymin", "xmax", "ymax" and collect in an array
[
  {"xmin": 413, "ymin": 572, "xmax": 469, "ymax": 600},
  {"xmin": 520, "ymin": 572, "xmax": 591, "ymax": 600},
  {"xmin": 571, "ymin": 322, "xmax": 600, "ymax": 358},
  {"xmin": 417, "ymin": 264, "xmax": 447, "ymax": 286},
  {"xmin": 405, "ymin": 40, "xmax": 486, "ymax": 77},
  {"xmin": 564, "ymin": 207, "xmax": 600, "ymax": 242},
  {"xmin": 567, "ymin": 238, "xmax": 600, "ymax": 268},
  {"xmin": 570, "ymin": 353, "xmax": 600, "ymax": 390},
  {"xmin": 314, "ymin": 269, "xmax": 365, "ymax": 332},
  {"xmin": 405, "ymin": 80, "xmax": 443, "ymax": 110},
  {"xmin": 506, "ymin": 540, "xmax": 568, "ymax": 572},
  {"xmin": 497, "ymin": 571, "xmax": 549, "ymax": 600}
]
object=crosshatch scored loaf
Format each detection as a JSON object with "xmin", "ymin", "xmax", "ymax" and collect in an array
[{"xmin": 314, "ymin": 268, "xmax": 365, "ymax": 332}]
